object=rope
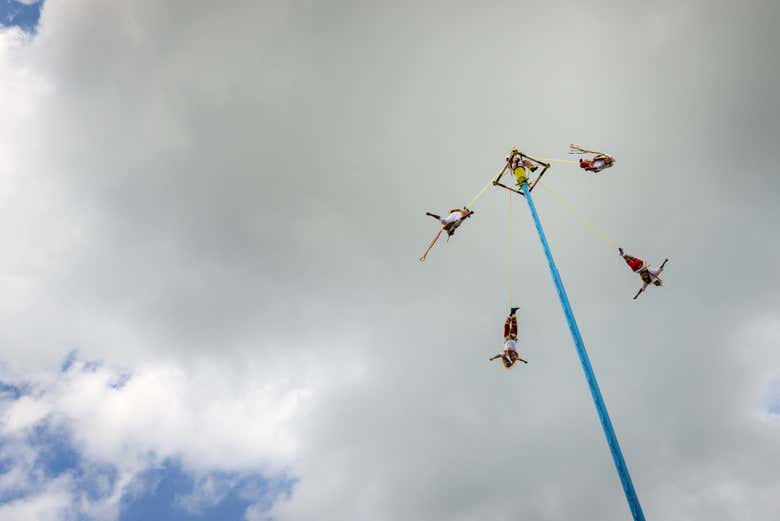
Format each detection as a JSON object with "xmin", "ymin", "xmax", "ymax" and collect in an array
[
  {"xmin": 465, "ymin": 178, "xmax": 494, "ymax": 209},
  {"xmin": 419, "ymin": 227, "xmax": 444, "ymax": 262},
  {"xmin": 465, "ymin": 162, "xmax": 508, "ymax": 209},
  {"xmin": 509, "ymin": 190, "xmax": 513, "ymax": 307},
  {"xmin": 536, "ymin": 181, "xmax": 618, "ymax": 249},
  {"xmin": 569, "ymin": 143, "xmax": 603, "ymax": 156},
  {"xmin": 537, "ymin": 157, "xmax": 579, "ymax": 165}
]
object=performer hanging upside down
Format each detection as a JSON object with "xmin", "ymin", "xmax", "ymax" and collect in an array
[
  {"xmin": 579, "ymin": 155, "xmax": 615, "ymax": 173},
  {"xmin": 569, "ymin": 144, "xmax": 615, "ymax": 173},
  {"xmin": 490, "ymin": 308, "xmax": 528, "ymax": 368},
  {"xmin": 619, "ymin": 247, "xmax": 669, "ymax": 300},
  {"xmin": 419, "ymin": 207, "xmax": 474, "ymax": 261}
]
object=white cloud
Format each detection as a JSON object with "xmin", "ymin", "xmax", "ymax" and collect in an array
[
  {"xmin": 45, "ymin": 358, "xmax": 311, "ymax": 472},
  {"xmin": 0, "ymin": 476, "xmax": 74, "ymax": 521},
  {"xmin": 1, "ymin": 395, "xmax": 49, "ymax": 432},
  {"xmin": 0, "ymin": 352, "xmax": 363, "ymax": 519}
]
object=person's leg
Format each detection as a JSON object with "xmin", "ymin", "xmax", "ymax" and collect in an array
[
  {"xmin": 509, "ymin": 315, "xmax": 518, "ymax": 339},
  {"xmin": 445, "ymin": 222, "xmax": 461, "ymax": 240},
  {"xmin": 426, "ymin": 212, "xmax": 441, "ymax": 220}
]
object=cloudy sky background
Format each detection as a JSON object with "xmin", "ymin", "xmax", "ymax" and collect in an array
[{"xmin": 1, "ymin": 0, "xmax": 779, "ymax": 519}]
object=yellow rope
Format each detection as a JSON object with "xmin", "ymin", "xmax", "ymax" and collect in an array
[
  {"xmin": 509, "ymin": 190, "xmax": 513, "ymax": 307},
  {"xmin": 465, "ymin": 178, "xmax": 494, "ymax": 209},
  {"xmin": 537, "ymin": 157, "xmax": 579, "ymax": 165},
  {"xmin": 536, "ymin": 181, "xmax": 618, "ymax": 249},
  {"xmin": 465, "ymin": 162, "xmax": 508, "ymax": 209}
]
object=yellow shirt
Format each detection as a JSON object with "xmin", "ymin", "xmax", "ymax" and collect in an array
[{"xmin": 513, "ymin": 166, "xmax": 527, "ymax": 186}]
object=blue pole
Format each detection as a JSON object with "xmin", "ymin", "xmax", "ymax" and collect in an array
[{"xmin": 521, "ymin": 183, "xmax": 646, "ymax": 521}]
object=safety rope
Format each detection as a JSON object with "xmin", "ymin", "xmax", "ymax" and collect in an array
[
  {"xmin": 536, "ymin": 181, "xmax": 618, "ymax": 249},
  {"xmin": 465, "ymin": 162, "xmax": 508, "ymax": 209},
  {"xmin": 537, "ymin": 157, "xmax": 579, "ymax": 165},
  {"xmin": 509, "ymin": 190, "xmax": 513, "ymax": 307},
  {"xmin": 465, "ymin": 178, "xmax": 494, "ymax": 209}
]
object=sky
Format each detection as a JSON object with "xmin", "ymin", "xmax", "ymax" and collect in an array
[
  {"xmin": 0, "ymin": 1, "xmax": 779, "ymax": 520},
  {"xmin": 0, "ymin": 1, "xmax": 42, "ymax": 33}
]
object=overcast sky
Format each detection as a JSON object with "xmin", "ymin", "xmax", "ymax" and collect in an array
[{"xmin": 1, "ymin": 1, "xmax": 779, "ymax": 520}]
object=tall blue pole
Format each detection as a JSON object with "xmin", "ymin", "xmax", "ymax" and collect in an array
[{"xmin": 521, "ymin": 183, "xmax": 646, "ymax": 521}]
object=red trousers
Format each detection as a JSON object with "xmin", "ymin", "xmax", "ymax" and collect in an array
[{"xmin": 623, "ymin": 254, "xmax": 645, "ymax": 272}]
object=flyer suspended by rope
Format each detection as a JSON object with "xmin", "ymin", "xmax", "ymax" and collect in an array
[
  {"xmin": 419, "ymin": 207, "xmax": 474, "ymax": 261},
  {"xmin": 418, "ymin": 159, "xmax": 514, "ymax": 262},
  {"xmin": 569, "ymin": 143, "xmax": 616, "ymax": 173}
]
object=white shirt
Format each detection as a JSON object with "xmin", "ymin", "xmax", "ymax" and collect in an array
[{"xmin": 440, "ymin": 211, "xmax": 464, "ymax": 225}]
